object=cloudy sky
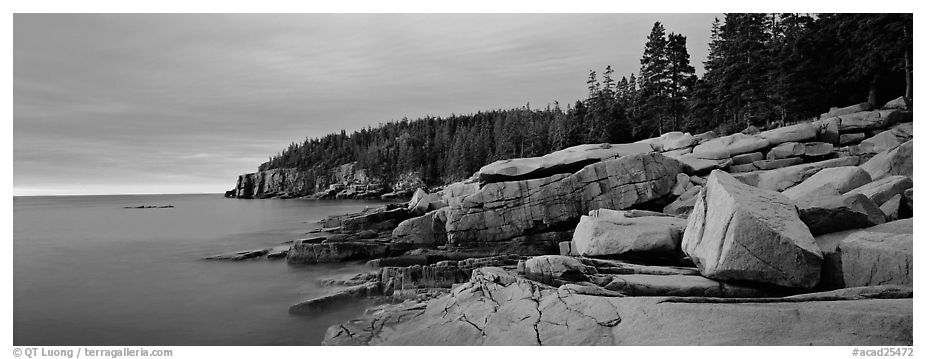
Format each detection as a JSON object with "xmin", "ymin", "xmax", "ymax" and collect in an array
[{"xmin": 14, "ymin": 13, "xmax": 719, "ymax": 196}]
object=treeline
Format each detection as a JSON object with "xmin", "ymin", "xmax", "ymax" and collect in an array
[{"xmin": 258, "ymin": 13, "xmax": 912, "ymax": 187}]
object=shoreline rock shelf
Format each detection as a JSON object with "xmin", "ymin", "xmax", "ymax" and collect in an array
[{"xmin": 215, "ymin": 100, "xmax": 912, "ymax": 345}]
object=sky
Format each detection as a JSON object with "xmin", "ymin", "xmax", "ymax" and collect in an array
[{"xmin": 14, "ymin": 13, "xmax": 720, "ymax": 196}]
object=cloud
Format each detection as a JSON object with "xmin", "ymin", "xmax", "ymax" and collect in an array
[{"xmin": 14, "ymin": 13, "xmax": 718, "ymax": 196}]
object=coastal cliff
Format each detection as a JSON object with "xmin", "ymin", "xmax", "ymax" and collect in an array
[
  {"xmin": 229, "ymin": 162, "xmax": 419, "ymax": 199},
  {"xmin": 213, "ymin": 99, "xmax": 914, "ymax": 345}
]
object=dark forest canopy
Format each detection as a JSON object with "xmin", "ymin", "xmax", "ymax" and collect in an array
[{"xmin": 258, "ymin": 13, "xmax": 912, "ymax": 187}]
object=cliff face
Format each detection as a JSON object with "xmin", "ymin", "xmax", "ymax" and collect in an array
[
  {"xmin": 231, "ymin": 162, "xmax": 401, "ymax": 199},
  {"xmin": 233, "ymin": 168, "xmax": 319, "ymax": 199}
]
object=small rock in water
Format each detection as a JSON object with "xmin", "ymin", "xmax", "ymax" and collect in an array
[{"xmin": 122, "ymin": 204, "xmax": 174, "ymax": 209}]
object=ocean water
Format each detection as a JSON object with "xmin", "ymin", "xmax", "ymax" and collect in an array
[{"xmin": 13, "ymin": 194, "xmax": 394, "ymax": 346}]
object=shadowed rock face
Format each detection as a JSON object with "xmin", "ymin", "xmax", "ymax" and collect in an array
[
  {"xmin": 682, "ymin": 170, "xmax": 823, "ymax": 289},
  {"xmin": 445, "ymin": 153, "xmax": 683, "ymax": 248}
]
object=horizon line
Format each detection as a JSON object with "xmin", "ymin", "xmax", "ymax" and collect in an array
[{"xmin": 12, "ymin": 192, "xmax": 226, "ymax": 197}]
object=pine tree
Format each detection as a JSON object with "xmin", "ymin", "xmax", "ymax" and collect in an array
[
  {"xmin": 666, "ymin": 33, "xmax": 696, "ymax": 131},
  {"xmin": 638, "ymin": 22, "xmax": 670, "ymax": 137}
]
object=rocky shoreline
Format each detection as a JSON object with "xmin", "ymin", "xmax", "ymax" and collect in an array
[{"xmin": 215, "ymin": 98, "xmax": 913, "ymax": 345}]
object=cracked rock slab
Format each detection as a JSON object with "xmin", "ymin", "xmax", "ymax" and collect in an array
[{"xmin": 322, "ymin": 267, "xmax": 912, "ymax": 345}]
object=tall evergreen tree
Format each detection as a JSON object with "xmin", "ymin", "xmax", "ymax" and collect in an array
[
  {"xmin": 666, "ymin": 33, "xmax": 697, "ymax": 131},
  {"xmin": 638, "ymin": 22, "xmax": 670, "ymax": 137}
]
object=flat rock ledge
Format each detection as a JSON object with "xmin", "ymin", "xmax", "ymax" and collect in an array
[{"xmin": 322, "ymin": 267, "xmax": 912, "ymax": 346}]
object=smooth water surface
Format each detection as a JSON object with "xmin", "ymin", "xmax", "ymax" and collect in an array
[{"xmin": 14, "ymin": 194, "xmax": 391, "ymax": 345}]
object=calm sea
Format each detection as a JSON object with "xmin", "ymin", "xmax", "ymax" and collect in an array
[{"xmin": 13, "ymin": 194, "xmax": 393, "ymax": 345}]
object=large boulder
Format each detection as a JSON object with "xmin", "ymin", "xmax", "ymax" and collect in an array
[
  {"xmin": 571, "ymin": 209, "xmax": 687, "ymax": 257},
  {"xmin": 838, "ymin": 232, "xmax": 912, "ymax": 287},
  {"xmin": 782, "ymin": 166, "xmax": 872, "ymax": 200},
  {"xmin": 796, "ymin": 193, "xmax": 887, "ymax": 235},
  {"xmin": 477, "ymin": 142, "xmax": 653, "ymax": 183},
  {"xmin": 445, "ymin": 153, "xmax": 683, "ymax": 249},
  {"xmin": 681, "ymin": 170, "xmax": 823, "ymax": 288},
  {"xmin": 732, "ymin": 156, "xmax": 860, "ymax": 192},
  {"xmin": 844, "ymin": 175, "xmax": 913, "ymax": 206},
  {"xmin": 859, "ymin": 140, "xmax": 912, "ymax": 181},
  {"xmin": 692, "ymin": 133, "xmax": 770, "ymax": 157},
  {"xmin": 758, "ymin": 123, "xmax": 817, "ymax": 145}
]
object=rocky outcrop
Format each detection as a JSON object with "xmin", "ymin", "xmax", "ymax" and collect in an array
[
  {"xmin": 234, "ymin": 167, "xmax": 319, "ymax": 199},
  {"xmin": 682, "ymin": 170, "xmax": 823, "ymax": 288},
  {"xmin": 444, "ymin": 153, "xmax": 683, "ymax": 251}
]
